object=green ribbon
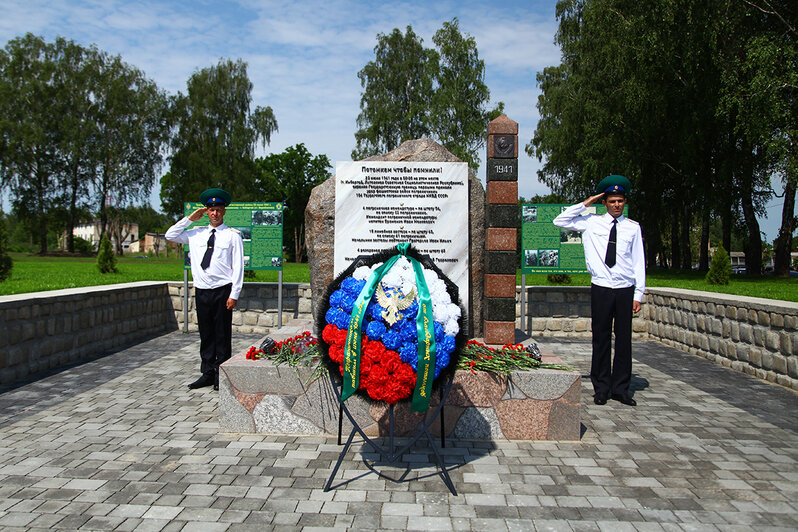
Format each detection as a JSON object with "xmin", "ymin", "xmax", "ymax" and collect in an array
[
  {"xmin": 341, "ymin": 243, "xmax": 438, "ymax": 412},
  {"xmin": 409, "ymin": 255, "xmax": 436, "ymax": 412}
]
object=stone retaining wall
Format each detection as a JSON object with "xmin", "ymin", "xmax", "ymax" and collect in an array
[
  {"xmin": 4, "ymin": 281, "xmax": 796, "ymax": 391},
  {"xmin": 0, "ymin": 282, "xmax": 176, "ymax": 387},
  {"xmin": 517, "ymin": 285, "xmax": 798, "ymax": 390},
  {"xmin": 168, "ymin": 282, "xmax": 314, "ymax": 334}
]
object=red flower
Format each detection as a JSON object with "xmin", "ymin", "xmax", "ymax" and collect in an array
[{"xmin": 328, "ymin": 345, "xmax": 345, "ymax": 363}]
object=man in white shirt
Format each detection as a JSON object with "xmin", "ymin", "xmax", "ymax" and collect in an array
[
  {"xmin": 166, "ymin": 188, "xmax": 244, "ymax": 391},
  {"xmin": 553, "ymin": 175, "xmax": 645, "ymax": 406}
]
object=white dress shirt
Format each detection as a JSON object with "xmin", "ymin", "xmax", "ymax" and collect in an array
[
  {"xmin": 165, "ymin": 217, "xmax": 244, "ymax": 300},
  {"xmin": 553, "ymin": 203, "xmax": 646, "ymax": 302}
]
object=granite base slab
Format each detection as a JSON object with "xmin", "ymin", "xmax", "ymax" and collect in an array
[{"xmin": 219, "ymin": 321, "xmax": 581, "ymax": 441}]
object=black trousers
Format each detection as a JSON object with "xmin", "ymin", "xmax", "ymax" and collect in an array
[
  {"xmin": 195, "ymin": 283, "xmax": 233, "ymax": 380},
  {"xmin": 590, "ymin": 284, "xmax": 635, "ymax": 397}
]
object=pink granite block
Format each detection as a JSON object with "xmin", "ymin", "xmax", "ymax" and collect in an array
[
  {"xmin": 488, "ymin": 115, "xmax": 519, "ymax": 135},
  {"xmin": 447, "ymin": 370, "xmax": 508, "ymax": 407},
  {"xmin": 495, "ymin": 399, "xmax": 553, "ymax": 440}
]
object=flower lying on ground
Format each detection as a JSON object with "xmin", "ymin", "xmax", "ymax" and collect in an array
[{"xmin": 457, "ymin": 340, "xmax": 572, "ymax": 375}]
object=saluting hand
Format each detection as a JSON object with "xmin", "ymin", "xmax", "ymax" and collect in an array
[
  {"xmin": 188, "ymin": 208, "xmax": 207, "ymax": 221},
  {"xmin": 583, "ymin": 193, "xmax": 604, "ymax": 207}
]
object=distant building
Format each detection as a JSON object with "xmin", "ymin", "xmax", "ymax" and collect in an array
[
  {"xmin": 69, "ymin": 221, "xmax": 139, "ymax": 252},
  {"xmin": 129, "ymin": 232, "xmax": 179, "ymax": 256}
]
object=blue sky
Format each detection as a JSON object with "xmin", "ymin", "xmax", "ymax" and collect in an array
[{"xmin": 1, "ymin": 0, "xmax": 788, "ymax": 241}]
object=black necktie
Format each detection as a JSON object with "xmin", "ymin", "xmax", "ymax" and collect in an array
[
  {"xmin": 605, "ymin": 219, "xmax": 617, "ymax": 267},
  {"xmin": 201, "ymin": 229, "xmax": 216, "ymax": 270}
]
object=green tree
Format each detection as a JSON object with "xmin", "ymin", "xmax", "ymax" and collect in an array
[
  {"xmin": 706, "ymin": 245, "xmax": 732, "ymax": 285},
  {"xmin": 0, "ymin": 34, "xmax": 170, "ymax": 253},
  {"xmin": 91, "ymin": 52, "xmax": 171, "ymax": 239},
  {"xmin": 255, "ymin": 143, "xmax": 331, "ymax": 262},
  {"xmin": 52, "ymin": 37, "xmax": 98, "ymax": 253},
  {"xmin": 97, "ymin": 232, "xmax": 117, "ymax": 273},
  {"xmin": 530, "ymin": 0, "xmax": 794, "ymax": 274},
  {"xmin": 0, "ymin": 34, "xmax": 61, "ymax": 254},
  {"xmin": 162, "ymin": 58, "xmax": 278, "ymax": 218},
  {"xmin": 430, "ymin": 18, "xmax": 503, "ymax": 169},
  {"xmin": 353, "ymin": 20, "xmax": 501, "ymax": 169},
  {"xmin": 352, "ymin": 26, "xmax": 436, "ymax": 160}
]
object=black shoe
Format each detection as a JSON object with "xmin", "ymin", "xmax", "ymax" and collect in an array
[
  {"xmin": 611, "ymin": 393, "xmax": 637, "ymax": 406},
  {"xmin": 594, "ymin": 393, "xmax": 608, "ymax": 405},
  {"xmin": 213, "ymin": 384, "xmax": 219, "ymax": 391},
  {"xmin": 188, "ymin": 375, "xmax": 214, "ymax": 389}
]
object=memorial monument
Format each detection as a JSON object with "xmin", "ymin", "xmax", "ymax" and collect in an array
[{"xmin": 306, "ymin": 138, "xmax": 486, "ymax": 337}]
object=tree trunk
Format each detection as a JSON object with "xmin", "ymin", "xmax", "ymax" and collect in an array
[
  {"xmin": 36, "ymin": 163, "xmax": 48, "ymax": 255},
  {"xmin": 699, "ymin": 209, "xmax": 710, "ymax": 271},
  {"xmin": 644, "ymin": 225, "xmax": 659, "ymax": 270},
  {"xmin": 670, "ymin": 210, "xmax": 681, "ymax": 270},
  {"xmin": 66, "ymin": 158, "xmax": 80, "ymax": 253},
  {"xmin": 773, "ymin": 177, "xmax": 796, "ymax": 277},
  {"xmin": 739, "ymin": 154, "xmax": 762, "ymax": 275},
  {"xmin": 681, "ymin": 204, "xmax": 692, "ymax": 269}
]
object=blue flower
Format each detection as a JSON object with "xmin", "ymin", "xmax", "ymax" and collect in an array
[
  {"xmin": 434, "ymin": 321, "xmax": 444, "ymax": 342},
  {"xmin": 325, "ymin": 307, "xmax": 337, "ymax": 326},
  {"xmin": 438, "ymin": 335, "xmax": 456, "ymax": 358},
  {"xmin": 399, "ymin": 342, "xmax": 416, "ymax": 365},
  {"xmin": 404, "ymin": 300, "xmax": 419, "ymax": 320},
  {"xmin": 383, "ymin": 329, "xmax": 401, "ymax": 350},
  {"xmin": 340, "ymin": 292, "xmax": 356, "ymax": 313},
  {"xmin": 328, "ymin": 289, "xmax": 344, "ymax": 309},
  {"xmin": 331, "ymin": 308, "xmax": 350, "ymax": 330},
  {"xmin": 365, "ymin": 321, "xmax": 386, "ymax": 341},
  {"xmin": 399, "ymin": 320, "xmax": 417, "ymax": 342},
  {"xmin": 368, "ymin": 300, "xmax": 384, "ymax": 322},
  {"xmin": 341, "ymin": 277, "xmax": 365, "ymax": 297},
  {"xmin": 433, "ymin": 351, "xmax": 450, "ymax": 379}
]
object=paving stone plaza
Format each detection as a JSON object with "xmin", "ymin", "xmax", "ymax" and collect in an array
[{"xmin": 0, "ymin": 330, "xmax": 796, "ymax": 531}]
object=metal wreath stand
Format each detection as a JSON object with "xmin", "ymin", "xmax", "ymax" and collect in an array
[{"xmin": 324, "ymin": 370, "xmax": 458, "ymax": 496}]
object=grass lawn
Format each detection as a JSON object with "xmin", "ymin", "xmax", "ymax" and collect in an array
[
  {"xmin": 0, "ymin": 253, "xmax": 310, "ymax": 296},
  {"xmin": 2, "ymin": 252, "xmax": 797, "ymax": 302},
  {"xmin": 517, "ymin": 270, "xmax": 798, "ymax": 302}
]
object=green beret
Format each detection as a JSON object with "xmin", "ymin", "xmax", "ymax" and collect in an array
[
  {"xmin": 200, "ymin": 188, "xmax": 232, "ymax": 206},
  {"xmin": 596, "ymin": 175, "xmax": 631, "ymax": 195}
]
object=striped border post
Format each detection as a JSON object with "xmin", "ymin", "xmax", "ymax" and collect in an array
[{"xmin": 484, "ymin": 115, "xmax": 519, "ymax": 345}]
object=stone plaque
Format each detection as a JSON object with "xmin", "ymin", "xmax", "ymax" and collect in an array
[
  {"xmin": 334, "ymin": 161, "xmax": 470, "ymax": 309},
  {"xmin": 493, "ymin": 135, "xmax": 515, "ymax": 158},
  {"xmin": 487, "ymin": 158, "xmax": 518, "ymax": 181},
  {"xmin": 488, "ymin": 157, "xmax": 518, "ymax": 181}
]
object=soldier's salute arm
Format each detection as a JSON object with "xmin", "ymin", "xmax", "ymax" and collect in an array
[{"xmin": 583, "ymin": 193, "xmax": 604, "ymax": 207}]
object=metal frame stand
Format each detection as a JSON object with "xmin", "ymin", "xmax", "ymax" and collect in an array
[{"xmin": 325, "ymin": 372, "xmax": 457, "ymax": 495}]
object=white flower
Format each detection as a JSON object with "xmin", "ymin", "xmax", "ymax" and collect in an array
[
  {"xmin": 444, "ymin": 318, "xmax": 460, "ymax": 336},
  {"xmin": 355, "ymin": 254, "xmax": 460, "ymax": 338},
  {"xmin": 353, "ymin": 265, "xmax": 372, "ymax": 281}
]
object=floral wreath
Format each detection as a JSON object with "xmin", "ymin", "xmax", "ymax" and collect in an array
[{"xmin": 317, "ymin": 243, "xmax": 464, "ymax": 410}]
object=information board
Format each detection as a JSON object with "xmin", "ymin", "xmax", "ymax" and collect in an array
[
  {"xmin": 521, "ymin": 203, "xmax": 627, "ymax": 274},
  {"xmin": 182, "ymin": 202, "xmax": 283, "ymax": 271},
  {"xmin": 334, "ymin": 161, "xmax": 470, "ymax": 308}
]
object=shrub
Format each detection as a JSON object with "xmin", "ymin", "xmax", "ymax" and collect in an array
[
  {"xmin": 0, "ymin": 220, "xmax": 12, "ymax": 282},
  {"xmin": 73, "ymin": 236, "xmax": 94, "ymax": 255},
  {"xmin": 244, "ymin": 270, "xmax": 256, "ymax": 279},
  {"xmin": 97, "ymin": 234, "xmax": 118, "ymax": 273},
  {"xmin": 706, "ymin": 245, "xmax": 732, "ymax": 285},
  {"xmin": 547, "ymin": 273, "xmax": 572, "ymax": 285}
]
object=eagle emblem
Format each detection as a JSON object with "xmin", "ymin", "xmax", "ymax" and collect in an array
[{"xmin": 375, "ymin": 284, "xmax": 417, "ymax": 325}]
